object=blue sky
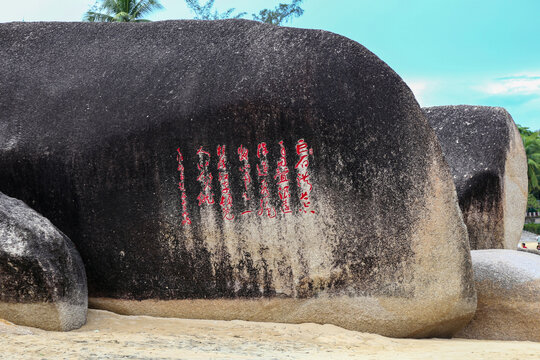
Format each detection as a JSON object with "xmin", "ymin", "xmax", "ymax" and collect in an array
[{"xmin": 1, "ymin": 0, "xmax": 539, "ymax": 130}]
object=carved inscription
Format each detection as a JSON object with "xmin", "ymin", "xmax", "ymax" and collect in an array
[{"xmin": 176, "ymin": 139, "xmax": 315, "ymax": 225}]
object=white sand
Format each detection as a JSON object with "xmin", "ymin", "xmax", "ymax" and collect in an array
[{"xmin": 1, "ymin": 309, "xmax": 539, "ymax": 359}]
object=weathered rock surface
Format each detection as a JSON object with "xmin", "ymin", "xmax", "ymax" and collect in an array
[
  {"xmin": 518, "ymin": 247, "xmax": 540, "ymax": 255},
  {"xmin": 456, "ymin": 250, "xmax": 540, "ymax": 341},
  {"xmin": 0, "ymin": 20, "xmax": 475, "ymax": 337},
  {"xmin": 424, "ymin": 106, "xmax": 528, "ymax": 250},
  {"xmin": 0, "ymin": 192, "xmax": 87, "ymax": 331}
]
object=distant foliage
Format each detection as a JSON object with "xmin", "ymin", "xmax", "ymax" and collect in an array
[
  {"xmin": 518, "ymin": 125, "xmax": 535, "ymax": 137},
  {"xmin": 185, "ymin": 0, "xmax": 305, "ymax": 25},
  {"xmin": 524, "ymin": 223, "xmax": 540, "ymax": 235},
  {"xmin": 84, "ymin": 0, "xmax": 163, "ymax": 22},
  {"xmin": 518, "ymin": 124, "xmax": 540, "ymax": 194},
  {"xmin": 527, "ymin": 193, "xmax": 539, "ymax": 211},
  {"xmin": 252, "ymin": 0, "xmax": 304, "ymax": 25},
  {"xmin": 184, "ymin": 0, "xmax": 246, "ymax": 20},
  {"xmin": 84, "ymin": 0, "xmax": 306, "ymax": 25}
]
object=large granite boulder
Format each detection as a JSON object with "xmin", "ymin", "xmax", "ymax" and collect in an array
[
  {"xmin": 0, "ymin": 20, "xmax": 475, "ymax": 337},
  {"xmin": 0, "ymin": 192, "xmax": 87, "ymax": 331},
  {"xmin": 424, "ymin": 106, "xmax": 528, "ymax": 249},
  {"xmin": 457, "ymin": 250, "xmax": 540, "ymax": 341}
]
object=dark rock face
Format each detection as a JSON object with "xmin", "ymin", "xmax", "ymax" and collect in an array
[
  {"xmin": 424, "ymin": 106, "xmax": 527, "ymax": 250},
  {"xmin": 456, "ymin": 250, "xmax": 540, "ymax": 341},
  {"xmin": 0, "ymin": 192, "xmax": 87, "ymax": 331},
  {"xmin": 0, "ymin": 20, "xmax": 475, "ymax": 337}
]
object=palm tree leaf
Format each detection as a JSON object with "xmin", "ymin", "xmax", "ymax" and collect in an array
[
  {"xmin": 530, "ymin": 170, "xmax": 539, "ymax": 190},
  {"xmin": 132, "ymin": 0, "xmax": 148, "ymax": 16},
  {"xmin": 134, "ymin": 0, "xmax": 163, "ymax": 18},
  {"xmin": 102, "ymin": 0, "xmax": 122, "ymax": 14},
  {"xmin": 85, "ymin": 0, "xmax": 163, "ymax": 22},
  {"xmin": 84, "ymin": 11, "xmax": 116, "ymax": 22},
  {"xmin": 528, "ymin": 158, "xmax": 540, "ymax": 170}
]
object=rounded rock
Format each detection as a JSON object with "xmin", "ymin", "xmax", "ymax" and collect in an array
[
  {"xmin": 0, "ymin": 192, "xmax": 87, "ymax": 331},
  {"xmin": 424, "ymin": 105, "xmax": 528, "ymax": 250},
  {"xmin": 0, "ymin": 20, "xmax": 474, "ymax": 337},
  {"xmin": 456, "ymin": 249, "xmax": 540, "ymax": 341}
]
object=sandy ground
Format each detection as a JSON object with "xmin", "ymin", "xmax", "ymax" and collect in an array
[{"xmin": 0, "ymin": 309, "xmax": 538, "ymax": 359}]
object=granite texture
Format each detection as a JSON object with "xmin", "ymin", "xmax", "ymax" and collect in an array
[
  {"xmin": 518, "ymin": 247, "xmax": 540, "ymax": 255},
  {"xmin": 424, "ymin": 106, "xmax": 528, "ymax": 249},
  {"xmin": 0, "ymin": 192, "xmax": 87, "ymax": 331},
  {"xmin": 0, "ymin": 20, "xmax": 475, "ymax": 337},
  {"xmin": 456, "ymin": 250, "xmax": 540, "ymax": 341}
]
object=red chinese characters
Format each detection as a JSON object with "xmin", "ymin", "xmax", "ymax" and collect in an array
[
  {"xmin": 217, "ymin": 145, "xmax": 234, "ymax": 220},
  {"xmin": 196, "ymin": 146, "xmax": 215, "ymax": 206},
  {"xmin": 238, "ymin": 145, "xmax": 253, "ymax": 215},
  {"xmin": 275, "ymin": 141, "xmax": 292, "ymax": 214},
  {"xmin": 176, "ymin": 148, "xmax": 191, "ymax": 225},
  {"xmin": 295, "ymin": 139, "xmax": 315, "ymax": 214},
  {"xmin": 257, "ymin": 142, "xmax": 276, "ymax": 218},
  {"xmin": 177, "ymin": 139, "xmax": 316, "ymax": 224}
]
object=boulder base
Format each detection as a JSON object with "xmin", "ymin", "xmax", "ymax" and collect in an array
[
  {"xmin": 0, "ymin": 192, "xmax": 87, "ymax": 331},
  {"xmin": 456, "ymin": 250, "xmax": 540, "ymax": 341}
]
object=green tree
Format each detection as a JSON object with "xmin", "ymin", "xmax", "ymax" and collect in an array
[
  {"xmin": 252, "ymin": 0, "xmax": 304, "ymax": 25},
  {"xmin": 185, "ymin": 0, "xmax": 246, "ymax": 20},
  {"xmin": 527, "ymin": 193, "xmax": 539, "ymax": 211},
  {"xmin": 518, "ymin": 125, "xmax": 534, "ymax": 137},
  {"xmin": 518, "ymin": 125, "xmax": 540, "ymax": 193},
  {"xmin": 84, "ymin": 0, "xmax": 163, "ymax": 22},
  {"xmin": 185, "ymin": 0, "xmax": 305, "ymax": 25}
]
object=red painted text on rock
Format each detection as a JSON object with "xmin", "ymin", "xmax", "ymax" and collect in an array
[
  {"xmin": 196, "ymin": 146, "xmax": 215, "ymax": 206},
  {"xmin": 295, "ymin": 139, "xmax": 315, "ymax": 214},
  {"xmin": 257, "ymin": 142, "xmax": 276, "ymax": 218},
  {"xmin": 275, "ymin": 140, "xmax": 292, "ymax": 214},
  {"xmin": 176, "ymin": 148, "xmax": 191, "ymax": 225},
  {"xmin": 217, "ymin": 145, "xmax": 234, "ymax": 221},
  {"xmin": 238, "ymin": 145, "xmax": 253, "ymax": 215}
]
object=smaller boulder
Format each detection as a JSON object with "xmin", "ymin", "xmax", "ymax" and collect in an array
[
  {"xmin": 424, "ymin": 106, "xmax": 528, "ymax": 250},
  {"xmin": 456, "ymin": 250, "xmax": 540, "ymax": 341},
  {"xmin": 0, "ymin": 192, "xmax": 87, "ymax": 331}
]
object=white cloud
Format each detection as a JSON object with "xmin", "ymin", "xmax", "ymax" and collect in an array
[
  {"xmin": 403, "ymin": 79, "xmax": 438, "ymax": 106},
  {"xmin": 477, "ymin": 73, "xmax": 540, "ymax": 96},
  {"xmin": 407, "ymin": 80, "xmax": 428, "ymax": 103}
]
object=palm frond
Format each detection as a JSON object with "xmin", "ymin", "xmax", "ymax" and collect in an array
[
  {"xmin": 84, "ymin": 0, "xmax": 162, "ymax": 22},
  {"xmin": 133, "ymin": 0, "xmax": 163, "ymax": 18},
  {"xmin": 102, "ymin": 0, "xmax": 123, "ymax": 14},
  {"xmin": 84, "ymin": 11, "xmax": 116, "ymax": 22}
]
